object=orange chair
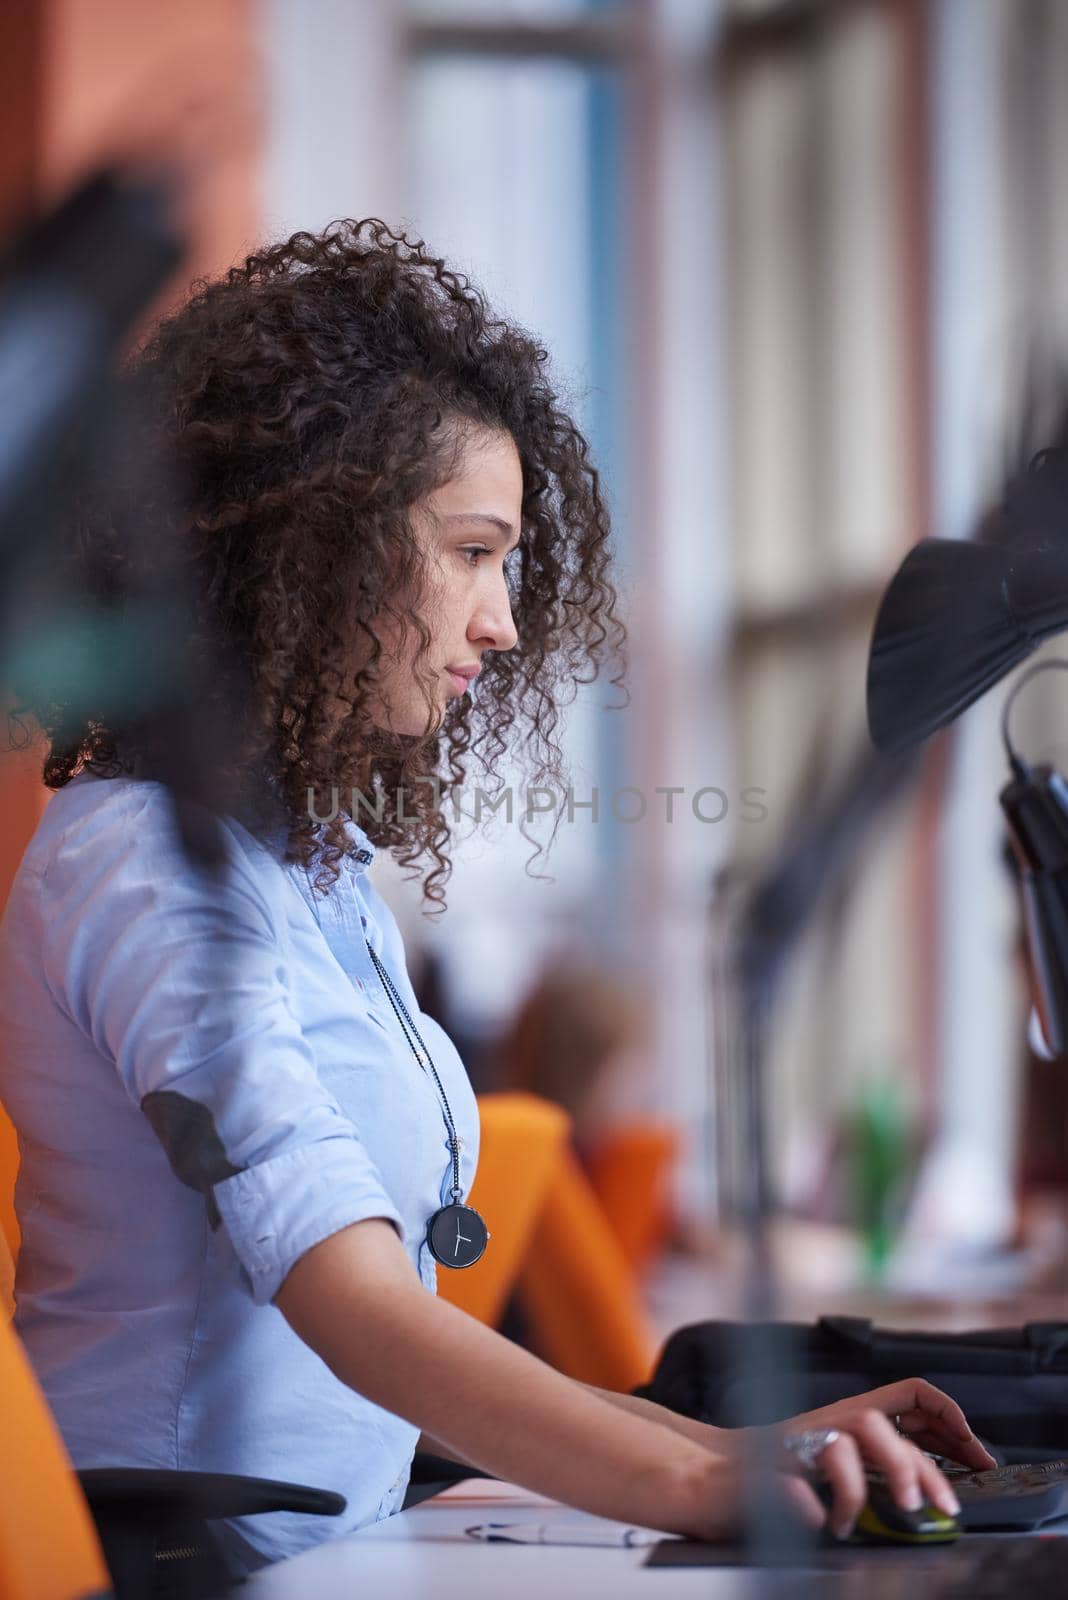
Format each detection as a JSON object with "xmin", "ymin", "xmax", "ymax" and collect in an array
[
  {"xmin": 516, "ymin": 1142, "xmax": 657, "ymax": 1392},
  {"xmin": 0, "ymin": 1315, "xmax": 113, "ymax": 1599},
  {"xmin": 583, "ymin": 1121, "xmax": 680, "ymax": 1273},
  {"xmin": 0, "ymin": 1097, "xmax": 346, "ymax": 1596},
  {"xmin": 438, "ymin": 1093, "xmax": 658, "ymax": 1394},
  {"xmin": 0, "ymin": 774, "xmax": 111, "ymax": 1593},
  {"xmin": 0, "ymin": 1101, "xmax": 19, "ymax": 1263},
  {"xmin": 1, "ymin": 1103, "xmax": 19, "ymax": 1320},
  {"xmin": 435, "ymin": 1092, "xmax": 570, "ymax": 1326},
  {"xmin": 1, "ymin": 1229, "xmax": 13, "ymax": 1325}
]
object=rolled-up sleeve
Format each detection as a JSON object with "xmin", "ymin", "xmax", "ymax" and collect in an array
[{"xmin": 38, "ymin": 787, "xmax": 403, "ymax": 1305}]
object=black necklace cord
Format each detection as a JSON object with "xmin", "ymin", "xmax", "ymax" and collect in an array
[
  {"xmin": 363, "ymin": 936, "xmax": 463, "ymax": 1201},
  {"xmin": 361, "ymin": 930, "xmax": 489, "ymax": 1268}
]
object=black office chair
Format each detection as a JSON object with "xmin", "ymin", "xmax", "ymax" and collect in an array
[
  {"xmin": 76, "ymin": 1469, "xmax": 346, "ymax": 1598},
  {"xmin": 82, "ymin": 1453, "xmax": 483, "ymax": 1596}
]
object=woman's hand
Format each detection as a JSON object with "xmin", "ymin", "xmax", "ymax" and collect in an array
[
  {"xmin": 668, "ymin": 1450, "xmax": 828, "ymax": 1544},
  {"xmin": 781, "ymin": 1380, "xmax": 997, "ymax": 1472},
  {"xmin": 579, "ymin": 1374, "xmax": 996, "ymax": 1541},
  {"xmin": 713, "ymin": 1379, "xmax": 997, "ymax": 1540},
  {"xmin": 770, "ymin": 1410, "xmax": 960, "ymax": 1539},
  {"xmin": 695, "ymin": 1379, "xmax": 998, "ymax": 1540}
]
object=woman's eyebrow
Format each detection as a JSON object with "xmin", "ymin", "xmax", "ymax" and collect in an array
[{"xmin": 444, "ymin": 512, "xmax": 521, "ymax": 551}]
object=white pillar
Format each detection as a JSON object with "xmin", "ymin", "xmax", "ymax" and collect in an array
[{"xmin": 925, "ymin": 0, "xmax": 1018, "ymax": 1249}]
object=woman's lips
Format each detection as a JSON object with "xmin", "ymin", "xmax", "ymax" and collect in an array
[{"xmin": 446, "ymin": 669, "xmax": 477, "ymax": 695}]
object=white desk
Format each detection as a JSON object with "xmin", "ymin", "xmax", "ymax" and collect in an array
[
  {"xmin": 243, "ymin": 1479, "xmax": 756, "ymax": 1598},
  {"xmin": 243, "ymin": 1476, "xmax": 1068, "ymax": 1598}
]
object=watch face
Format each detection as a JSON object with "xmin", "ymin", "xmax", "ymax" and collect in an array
[{"xmin": 427, "ymin": 1203, "xmax": 488, "ymax": 1268}]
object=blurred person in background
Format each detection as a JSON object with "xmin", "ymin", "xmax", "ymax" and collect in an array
[
  {"xmin": 0, "ymin": 219, "xmax": 989, "ymax": 1582},
  {"xmin": 487, "ymin": 957, "xmax": 686, "ymax": 1272},
  {"xmin": 489, "ymin": 958, "xmax": 652, "ymax": 1138}
]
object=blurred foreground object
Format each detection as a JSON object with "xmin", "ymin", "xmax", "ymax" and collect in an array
[
  {"xmin": 0, "ymin": 164, "xmax": 259, "ymax": 871},
  {"xmin": 0, "ymin": 167, "xmax": 180, "ymax": 583},
  {"xmin": 706, "ymin": 737, "xmax": 924, "ymax": 1565},
  {"xmin": 725, "ymin": 738, "xmax": 923, "ymax": 1313}
]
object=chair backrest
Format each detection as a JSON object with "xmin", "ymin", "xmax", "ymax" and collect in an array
[
  {"xmin": 435, "ymin": 1092, "xmax": 570, "ymax": 1327},
  {"xmin": 1, "ymin": 1228, "xmax": 13, "ymax": 1324},
  {"xmin": 438, "ymin": 1092, "xmax": 657, "ymax": 1391},
  {"xmin": 583, "ymin": 1121, "xmax": 679, "ymax": 1273},
  {"xmin": 516, "ymin": 1142, "xmax": 657, "ymax": 1393},
  {"xmin": 0, "ymin": 746, "xmax": 45, "ymax": 1315},
  {"xmin": 0, "ymin": 1316, "xmax": 112, "ymax": 1598},
  {"xmin": 1, "ymin": 1102, "xmax": 19, "ymax": 1318},
  {"xmin": 0, "ymin": 1096, "xmax": 110, "ymax": 1595}
]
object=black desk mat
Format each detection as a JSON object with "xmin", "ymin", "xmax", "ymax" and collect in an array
[{"xmin": 644, "ymin": 1532, "xmax": 1068, "ymax": 1597}]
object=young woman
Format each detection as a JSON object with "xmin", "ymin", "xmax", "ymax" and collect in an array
[{"xmin": 0, "ymin": 220, "xmax": 993, "ymax": 1581}]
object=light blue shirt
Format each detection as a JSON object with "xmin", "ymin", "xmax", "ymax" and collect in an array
[{"xmin": 0, "ymin": 768, "xmax": 480, "ymax": 1577}]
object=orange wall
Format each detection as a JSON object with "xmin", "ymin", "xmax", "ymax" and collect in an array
[{"xmin": 41, "ymin": 0, "xmax": 261, "ymax": 289}]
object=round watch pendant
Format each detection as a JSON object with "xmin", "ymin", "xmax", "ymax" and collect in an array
[{"xmin": 427, "ymin": 1203, "xmax": 489, "ymax": 1269}]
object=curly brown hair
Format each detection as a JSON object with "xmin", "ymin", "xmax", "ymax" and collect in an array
[{"xmin": 22, "ymin": 218, "xmax": 628, "ymax": 911}]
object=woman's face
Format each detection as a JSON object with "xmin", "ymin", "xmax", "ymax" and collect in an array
[{"xmin": 369, "ymin": 426, "xmax": 523, "ymax": 736}]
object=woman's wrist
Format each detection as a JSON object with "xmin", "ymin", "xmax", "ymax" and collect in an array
[{"xmin": 576, "ymin": 1381, "xmax": 734, "ymax": 1454}]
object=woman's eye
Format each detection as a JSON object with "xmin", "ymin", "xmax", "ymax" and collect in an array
[{"xmin": 459, "ymin": 547, "xmax": 490, "ymax": 566}]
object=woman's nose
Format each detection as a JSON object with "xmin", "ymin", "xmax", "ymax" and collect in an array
[{"xmin": 472, "ymin": 578, "xmax": 518, "ymax": 653}]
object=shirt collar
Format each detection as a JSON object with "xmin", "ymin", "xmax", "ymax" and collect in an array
[
  {"xmin": 236, "ymin": 789, "xmax": 376, "ymax": 878},
  {"xmin": 342, "ymin": 815, "xmax": 376, "ymax": 875},
  {"xmin": 252, "ymin": 769, "xmax": 377, "ymax": 875}
]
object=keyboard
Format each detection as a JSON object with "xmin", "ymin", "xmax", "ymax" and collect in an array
[{"xmin": 943, "ymin": 1458, "xmax": 1068, "ymax": 1530}]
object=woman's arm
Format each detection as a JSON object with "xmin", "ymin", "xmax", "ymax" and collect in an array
[
  {"xmin": 275, "ymin": 1218, "xmax": 730, "ymax": 1538},
  {"xmin": 413, "ymin": 1385, "xmax": 723, "ymax": 1470},
  {"xmin": 577, "ymin": 1382, "xmax": 997, "ymax": 1472},
  {"xmin": 274, "ymin": 1217, "xmax": 963, "ymax": 1540}
]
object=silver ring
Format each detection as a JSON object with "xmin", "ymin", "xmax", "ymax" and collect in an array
[{"xmin": 782, "ymin": 1427, "xmax": 841, "ymax": 1472}]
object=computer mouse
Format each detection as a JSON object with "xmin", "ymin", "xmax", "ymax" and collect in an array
[{"xmin": 817, "ymin": 1479, "xmax": 962, "ymax": 1545}]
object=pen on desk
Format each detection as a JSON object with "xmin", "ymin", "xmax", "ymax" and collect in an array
[{"xmin": 464, "ymin": 1522, "xmax": 662, "ymax": 1548}]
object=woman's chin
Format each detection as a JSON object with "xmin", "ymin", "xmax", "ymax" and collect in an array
[{"xmin": 370, "ymin": 702, "xmax": 450, "ymax": 739}]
